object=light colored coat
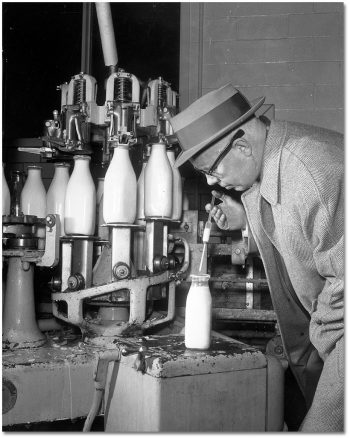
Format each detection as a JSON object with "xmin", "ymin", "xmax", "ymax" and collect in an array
[{"xmin": 241, "ymin": 120, "xmax": 344, "ymax": 431}]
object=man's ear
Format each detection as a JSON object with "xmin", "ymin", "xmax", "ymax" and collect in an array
[{"xmin": 234, "ymin": 138, "xmax": 252, "ymax": 157}]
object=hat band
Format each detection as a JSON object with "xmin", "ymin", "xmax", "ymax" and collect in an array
[{"xmin": 175, "ymin": 92, "xmax": 251, "ymax": 150}]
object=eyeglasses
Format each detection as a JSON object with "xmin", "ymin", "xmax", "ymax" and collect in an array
[{"xmin": 195, "ymin": 129, "xmax": 245, "ymax": 176}]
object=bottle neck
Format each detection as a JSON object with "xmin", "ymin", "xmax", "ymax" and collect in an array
[
  {"xmin": 191, "ymin": 281, "xmax": 209, "ymax": 288},
  {"xmin": 190, "ymin": 274, "xmax": 210, "ymax": 288},
  {"xmin": 27, "ymin": 168, "xmax": 42, "ymax": 179},
  {"xmin": 151, "ymin": 143, "xmax": 166, "ymax": 153},
  {"xmin": 73, "ymin": 158, "xmax": 90, "ymax": 171},
  {"xmin": 112, "ymin": 146, "xmax": 130, "ymax": 160},
  {"xmin": 115, "ymin": 145, "xmax": 129, "ymax": 152},
  {"xmin": 54, "ymin": 166, "xmax": 69, "ymax": 175}
]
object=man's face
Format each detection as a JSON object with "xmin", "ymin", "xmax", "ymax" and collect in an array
[{"xmin": 191, "ymin": 126, "xmax": 263, "ymax": 192}]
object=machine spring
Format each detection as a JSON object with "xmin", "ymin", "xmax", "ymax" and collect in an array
[
  {"xmin": 158, "ymin": 82, "xmax": 167, "ymax": 107},
  {"xmin": 73, "ymin": 78, "xmax": 86, "ymax": 105},
  {"xmin": 114, "ymin": 77, "xmax": 132, "ymax": 102}
]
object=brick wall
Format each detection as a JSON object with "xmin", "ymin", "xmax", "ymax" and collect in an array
[{"xmin": 179, "ymin": 2, "xmax": 344, "ymax": 132}]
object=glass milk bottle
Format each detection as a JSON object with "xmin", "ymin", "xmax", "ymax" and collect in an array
[
  {"xmin": 21, "ymin": 166, "xmax": 47, "ymax": 249},
  {"xmin": 2, "ymin": 164, "xmax": 10, "ymax": 215},
  {"xmin": 185, "ymin": 274, "xmax": 212, "ymax": 350},
  {"xmin": 64, "ymin": 155, "xmax": 96, "ymax": 236},
  {"xmin": 46, "ymin": 162, "xmax": 70, "ymax": 236},
  {"xmin": 144, "ymin": 142, "xmax": 173, "ymax": 218},
  {"xmin": 103, "ymin": 145, "xmax": 137, "ymax": 224},
  {"xmin": 21, "ymin": 166, "xmax": 47, "ymax": 217},
  {"xmin": 166, "ymin": 149, "xmax": 183, "ymax": 220},
  {"xmin": 10, "ymin": 170, "xmax": 25, "ymax": 216}
]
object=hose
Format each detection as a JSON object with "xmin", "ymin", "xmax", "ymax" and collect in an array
[
  {"xmin": 83, "ymin": 389, "xmax": 104, "ymax": 432},
  {"xmin": 83, "ymin": 349, "xmax": 122, "ymax": 432},
  {"xmin": 95, "ymin": 3, "xmax": 118, "ymax": 67}
]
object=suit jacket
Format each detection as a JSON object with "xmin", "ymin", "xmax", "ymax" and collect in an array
[{"xmin": 241, "ymin": 120, "xmax": 344, "ymax": 407}]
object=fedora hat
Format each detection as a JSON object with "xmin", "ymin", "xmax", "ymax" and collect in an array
[{"xmin": 170, "ymin": 84, "xmax": 265, "ymax": 168}]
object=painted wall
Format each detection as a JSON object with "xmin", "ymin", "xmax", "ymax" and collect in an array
[{"xmin": 179, "ymin": 2, "xmax": 344, "ymax": 133}]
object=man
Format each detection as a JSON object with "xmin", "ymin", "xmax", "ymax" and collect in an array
[{"xmin": 169, "ymin": 84, "xmax": 344, "ymax": 432}]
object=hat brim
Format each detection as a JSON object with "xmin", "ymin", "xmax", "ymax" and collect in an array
[{"xmin": 174, "ymin": 96, "xmax": 265, "ymax": 168}]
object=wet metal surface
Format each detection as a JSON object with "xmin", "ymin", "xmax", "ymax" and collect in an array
[
  {"xmin": 3, "ymin": 332, "xmax": 266, "ymax": 376},
  {"xmin": 3, "ymin": 332, "xmax": 265, "ymax": 374},
  {"xmin": 3, "ymin": 332, "xmax": 97, "ymax": 369},
  {"xmin": 113, "ymin": 334, "xmax": 267, "ymax": 378}
]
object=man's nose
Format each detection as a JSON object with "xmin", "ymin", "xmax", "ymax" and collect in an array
[{"xmin": 206, "ymin": 174, "xmax": 219, "ymax": 185}]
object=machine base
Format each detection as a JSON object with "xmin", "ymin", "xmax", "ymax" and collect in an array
[
  {"xmin": 3, "ymin": 332, "xmax": 284, "ymax": 432},
  {"xmin": 104, "ymin": 334, "xmax": 285, "ymax": 432}
]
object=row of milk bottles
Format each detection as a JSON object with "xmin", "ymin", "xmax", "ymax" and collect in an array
[
  {"xmin": 2, "ymin": 160, "xmax": 94, "ymax": 236},
  {"xmin": 2, "ymin": 142, "xmax": 185, "ymax": 237},
  {"xmin": 104, "ymin": 142, "xmax": 182, "ymax": 224}
]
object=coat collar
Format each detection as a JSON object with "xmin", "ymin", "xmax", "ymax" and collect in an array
[{"xmin": 258, "ymin": 120, "xmax": 287, "ymax": 206}]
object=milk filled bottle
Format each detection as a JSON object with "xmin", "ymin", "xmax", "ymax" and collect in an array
[
  {"xmin": 21, "ymin": 166, "xmax": 47, "ymax": 217},
  {"xmin": 2, "ymin": 164, "xmax": 10, "ymax": 216},
  {"xmin": 185, "ymin": 274, "xmax": 212, "ymax": 350},
  {"xmin": 47, "ymin": 162, "xmax": 70, "ymax": 236},
  {"xmin": 166, "ymin": 149, "xmax": 183, "ymax": 220},
  {"xmin": 144, "ymin": 142, "xmax": 172, "ymax": 218},
  {"xmin": 103, "ymin": 145, "xmax": 137, "ymax": 224},
  {"xmin": 64, "ymin": 155, "xmax": 96, "ymax": 236},
  {"xmin": 21, "ymin": 166, "xmax": 47, "ymax": 249}
]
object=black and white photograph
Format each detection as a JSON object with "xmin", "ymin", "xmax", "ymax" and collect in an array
[{"xmin": 2, "ymin": 1, "xmax": 344, "ymax": 433}]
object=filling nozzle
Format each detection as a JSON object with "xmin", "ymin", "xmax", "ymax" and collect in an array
[
  {"xmin": 199, "ymin": 194, "xmax": 215, "ymax": 272},
  {"xmin": 203, "ymin": 194, "xmax": 215, "ymax": 243},
  {"xmin": 202, "ymin": 220, "xmax": 212, "ymax": 244}
]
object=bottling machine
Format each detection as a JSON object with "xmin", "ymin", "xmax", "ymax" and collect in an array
[{"xmin": 3, "ymin": 3, "xmax": 284, "ymax": 432}]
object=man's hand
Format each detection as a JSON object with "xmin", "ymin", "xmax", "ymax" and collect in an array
[{"xmin": 205, "ymin": 190, "xmax": 247, "ymax": 231}]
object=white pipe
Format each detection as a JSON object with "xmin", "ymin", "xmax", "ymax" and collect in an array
[
  {"xmin": 95, "ymin": 3, "xmax": 118, "ymax": 67},
  {"xmin": 83, "ymin": 349, "xmax": 123, "ymax": 432}
]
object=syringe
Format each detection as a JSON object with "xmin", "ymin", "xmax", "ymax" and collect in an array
[{"xmin": 199, "ymin": 194, "xmax": 215, "ymax": 272}]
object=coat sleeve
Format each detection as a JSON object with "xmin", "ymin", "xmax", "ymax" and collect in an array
[{"xmin": 300, "ymin": 173, "xmax": 344, "ymax": 358}]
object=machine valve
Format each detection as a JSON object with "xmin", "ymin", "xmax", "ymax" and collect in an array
[
  {"xmin": 153, "ymin": 255, "xmax": 169, "ymax": 273},
  {"xmin": 67, "ymin": 273, "xmax": 85, "ymax": 291},
  {"xmin": 112, "ymin": 262, "xmax": 130, "ymax": 280}
]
